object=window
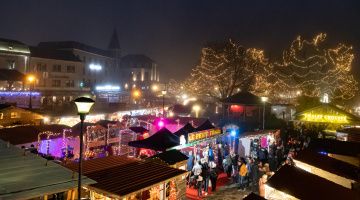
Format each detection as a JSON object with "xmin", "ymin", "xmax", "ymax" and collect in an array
[
  {"xmin": 7, "ymin": 60, "xmax": 15, "ymax": 69},
  {"xmin": 65, "ymin": 80, "xmax": 74, "ymax": 87},
  {"xmin": 36, "ymin": 63, "xmax": 47, "ymax": 72},
  {"xmin": 0, "ymin": 113, "xmax": 3, "ymax": 120},
  {"xmin": 66, "ymin": 65, "xmax": 75, "ymax": 73},
  {"xmin": 51, "ymin": 80, "xmax": 61, "ymax": 87},
  {"xmin": 10, "ymin": 112, "xmax": 19, "ymax": 119},
  {"xmin": 52, "ymin": 64, "xmax": 61, "ymax": 72}
]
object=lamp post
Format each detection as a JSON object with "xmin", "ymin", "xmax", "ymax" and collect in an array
[
  {"xmin": 74, "ymin": 97, "xmax": 95, "ymax": 200},
  {"xmin": 27, "ymin": 75, "xmax": 35, "ymax": 109},
  {"xmin": 162, "ymin": 90, "xmax": 167, "ymax": 117},
  {"xmin": 261, "ymin": 97, "xmax": 268, "ymax": 130}
]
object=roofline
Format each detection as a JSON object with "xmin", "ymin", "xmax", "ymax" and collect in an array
[
  {"xmin": 87, "ymin": 171, "xmax": 189, "ymax": 199},
  {"xmin": 30, "ymin": 56, "xmax": 82, "ymax": 63}
]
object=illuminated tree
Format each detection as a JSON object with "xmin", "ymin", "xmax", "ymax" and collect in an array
[
  {"xmin": 185, "ymin": 39, "xmax": 268, "ymax": 99},
  {"xmin": 271, "ymin": 33, "xmax": 358, "ymax": 100}
]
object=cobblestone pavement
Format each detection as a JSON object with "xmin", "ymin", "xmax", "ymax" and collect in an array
[{"xmin": 204, "ymin": 184, "xmax": 253, "ymax": 200}]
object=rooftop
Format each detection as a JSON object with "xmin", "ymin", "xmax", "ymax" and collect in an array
[
  {"xmin": 294, "ymin": 149, "xmax": 359, "ymax": 181},
  {"xmin": 266, "ymin": 165, "xmax": 357, "ymax": 200},
  {"xmin": 65, "ymin": 156, "xmax": 187, "ymax": 198},
  {"xmin": 221, "ymin": 91, "xmax": 262, "ymax": 105},
  {"xmin": 38, "ymin": 41, "xmax": 111, "ymax": 57},
  {"xmin": 30, "ymin": 46, "xmax": 81, "ymax": 62},
  {"xmin": 0, "ymin": 38, "xmax": 30, "ymax": 55},
  {"xmin": 0, "ymin": 139, "xmax": 94, "ymax": 199},
  {"xmin": 0, "ymin": 124, "xmax": 73, "ymax": 145},
  {"xmin": 148, "ymin": 149, "xmax": 188, "ymax": 165},
  {"xmin": 308, "ymin": 138, "xmax": 360, "ymax": 157}
]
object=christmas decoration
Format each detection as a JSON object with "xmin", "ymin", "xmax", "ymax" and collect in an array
[
  {"xmin": 184, "ymin": 39, "xmax": 268, "ymax": 99},
  {"xmin": 254, "ymin": 33, "xmax": 358, "ymax": 101},
  {"xmin": 169, "ymin": 180, "xmax": 177, "ymax": 200}
]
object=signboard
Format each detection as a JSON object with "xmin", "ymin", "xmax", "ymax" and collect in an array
[
  {"xmin": 188, "ymin": 128, "xmax": 222, "ymax": 143},
  {"xmin": 302, "ymin": 113, "xmax": 348, "ymax": 124}
]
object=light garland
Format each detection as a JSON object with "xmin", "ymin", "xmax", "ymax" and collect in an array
[
  {"xmin": 182, "ymin": 39, "xmax": 268, "ymax": 99},
  {"xmin": 253, "ymin": 33, "xmax": 357, "ymax": 101}
]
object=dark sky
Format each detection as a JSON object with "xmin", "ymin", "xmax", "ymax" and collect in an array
[{"xmin": 1, "ymin": 0, "xmax": 360, "ymax": 81}]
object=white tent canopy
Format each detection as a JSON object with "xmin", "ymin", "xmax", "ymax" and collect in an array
[{"xmin": 0, "ymin": 140, "xmax": 95, "ymax": 200}]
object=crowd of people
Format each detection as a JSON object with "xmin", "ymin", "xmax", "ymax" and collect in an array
[{"xmin": 186, "ymin": 129, "xmax": 312, "ymax": 198}]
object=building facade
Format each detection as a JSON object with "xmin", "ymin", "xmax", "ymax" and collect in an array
[{"xmin": 29, "ymin": 47, "xmax": 90, "ymax": 107}]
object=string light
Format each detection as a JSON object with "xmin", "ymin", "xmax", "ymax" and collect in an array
[{"xmin": 253, "ymin": 33, "xmax": 357, "ymax": 101}]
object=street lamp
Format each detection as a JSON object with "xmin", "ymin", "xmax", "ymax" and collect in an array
[
  {"xmin": 192, "ymin": 104, "xmax": 201, "ymax": 118},
  {"xmin": 162, "ymin": 90, "xmax": 167, "ymax": 117},
  {"xmin": 74, "ymin": 97, "xmax": 95, "ymax": 200},
  {"xmin": 151, "ymin": 84, "xmax": 159, "ymax": 92},
  {"xmin": 27, "ymin": 75, "xmax": 35, "ymax": 109},
  {"xmin": 261, "ymin": 97, "xmax": 268, "ymax": 130}
]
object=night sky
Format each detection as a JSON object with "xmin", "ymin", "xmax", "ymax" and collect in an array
[{"xmin": 1, "ymin": 0, "xmax": 360, "ymax": 81}]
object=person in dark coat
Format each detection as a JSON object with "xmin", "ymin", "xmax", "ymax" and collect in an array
[
  {"xmin": 209, "ymin": 161, "xmax": 218, "ymax": 192},
  {"xmin": 200, "ymin": 158, "xmax": 210, "ymax": 195}
]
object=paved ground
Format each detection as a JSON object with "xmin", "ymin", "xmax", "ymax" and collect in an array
[{"xmin": 205, "ymin": 184, "xmax": 253, "ymax": 200}]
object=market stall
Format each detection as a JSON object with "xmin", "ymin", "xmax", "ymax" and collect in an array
[
  {"xmin": 65, "ymin": 156, "xmax": 188, "ymax": 200},
  {"xmin": 238, "ymin": 130, "xmax": 279, "ymax": 158}
]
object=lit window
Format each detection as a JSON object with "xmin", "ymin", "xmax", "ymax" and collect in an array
[
  {"xmin": 10, "ymin": 112, "xmax": 19, "ymax": 119},
  {"xmin": 0, "ymin": 113, "xmax": 3, "ymax": 119}
]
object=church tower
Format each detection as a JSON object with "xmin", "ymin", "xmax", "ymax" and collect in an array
[{"xmin": 108, "ymin": 28, "xmax": 121, "ymax": 59}]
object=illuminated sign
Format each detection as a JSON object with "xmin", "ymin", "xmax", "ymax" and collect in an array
[
  {"xmin": 302, "ymin": 113, "xmax": 348, "ymax": 124},
  {"xmin": 188, "ymin": 128, "xmax": 222, "ymax": 143},
  {"xmin": 0, "ymin": 91, "xmax": 40, "ymax": 96},
  {"xmin": 95, "ymin": 85, "xmax": 121, "ymax": 91},
  {"xmin": 89, "ymin": 64, "xmax": 102, "ymax": 71}
]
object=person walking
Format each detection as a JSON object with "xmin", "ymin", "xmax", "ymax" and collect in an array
[
  {"xmin": 192, "ymin": 161, "xmax": 203, "ymax": 198},
  {"xmin": 209, "ymin": 161, "xmax": 218, "ymax": 192},
  {"xmin": 200, "ymin": 158, "xmax": 210, "ymax": 196},
  {"xmin": 238, "ymin": 158, "xmax": 248, "ymax": 191}
]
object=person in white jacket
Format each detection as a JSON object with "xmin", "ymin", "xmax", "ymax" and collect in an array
[{"xmin": 192, "ymin": 161, "xmax": 203, "ymax": 197}]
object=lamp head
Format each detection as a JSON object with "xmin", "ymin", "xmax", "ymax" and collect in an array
[
  {"xmin": 261, "ymin": 97, "xmax": 268, "ymax": 102},
  {"xmin": 74, "ymin": 97, "xmax": 95, "ymax": 115},
  {"xmin": 192, "ymin": 104, "xmax": 201, "ymax": 112},
  {"xmin": 161, "ymin": 90, "xmax": 167, "ymax": 95},
  {"xmin": 27, "ymin": 75, "xmax": 35, "ymax": 83}
]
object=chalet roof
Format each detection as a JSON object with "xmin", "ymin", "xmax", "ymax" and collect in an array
[
  {"xmin": 148, "ymin": 150, "xmax": 188, "ymax": 165},
  {"xmin": 294, "ymin": 103, "xmax": 360, "ymax": 124},
  {"xmin": 308, "ymin": 138, "xmax": 360, "ymax": 157},
  {"xmin": 195, "ymin": 119, "xmax": 215, "ymax": 131},
  {"xmin": 243, "ymin": 192, "xmax": 266, "ymax": 200},
  {"xmin": 129, "ymin": 126, "xmax": 149, "ymax": 134},
  {"xmin": 0, "ymin": 124, "xmax": 73, "ymax": 145},
  {"xmin": 221, "ymin": 91, "xmax": 262, "ymax": 105},
  {"xmin": 128, "ymin": 127, "xmax": 179, "ymax": 151},
  {"xmin": 0, "ymin": 69, "xmax": 25, "ymax": 81},
  {"xmin": 174, "ymin": 123, "xmax": 195, "ymax": 138},
  {"xmin": 0, "ymin": 104, "xmax": 12, "ymax": 110},
  {"xmin": 294, "ymin": 149, "xmax": 359, "ymax": 181},
  {"xmin": 65, "ymin": 156, "xmax": 187, "ymax": 198},
  {"xmin": 266, "ymin": 165, "xmax": 357, "ymax": 200},
  {"xmin": 0, "ymin": 139, "xmax": 95, "ymax": 200}
]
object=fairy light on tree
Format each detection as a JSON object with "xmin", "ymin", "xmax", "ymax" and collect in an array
[
  {"xmin": 260, "ymin": 33, "xmax": 358, "ymax": 101},
  {"xmin": 184, "ymin": 39, "xmax": 268, "ymax": 99}
]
